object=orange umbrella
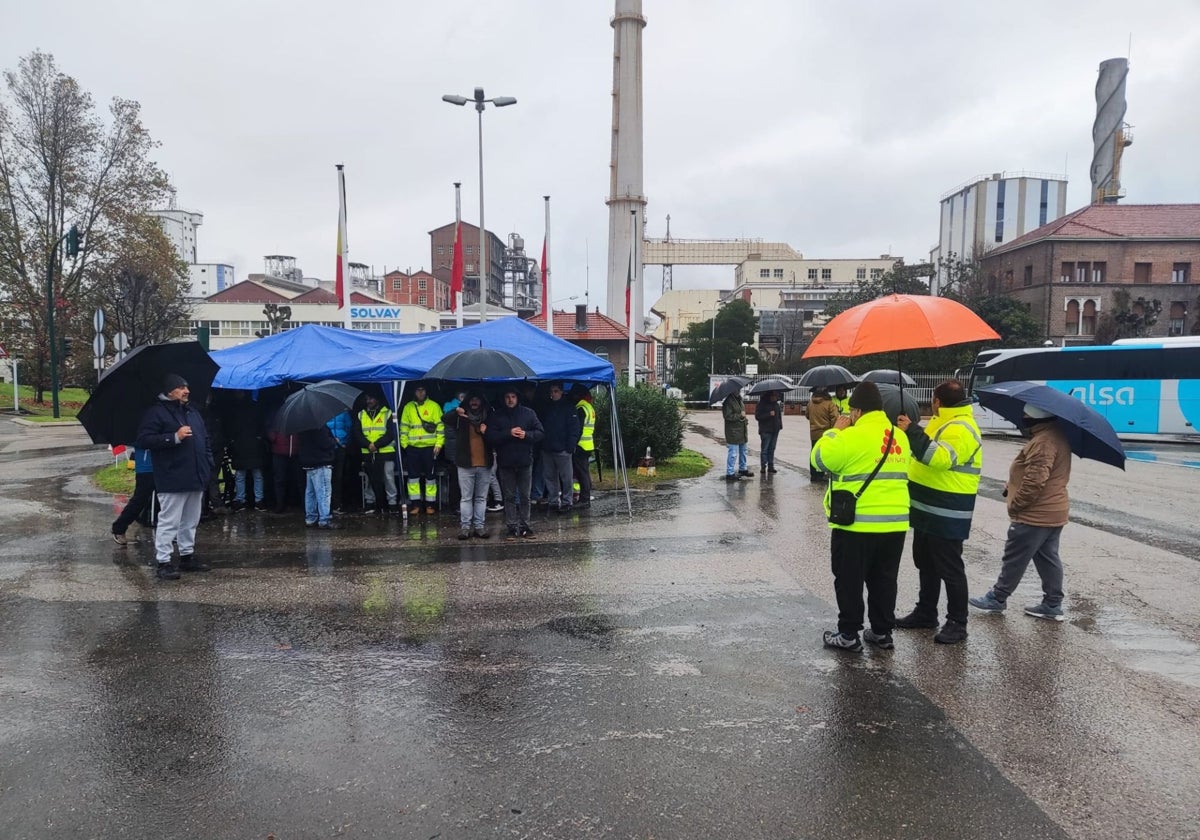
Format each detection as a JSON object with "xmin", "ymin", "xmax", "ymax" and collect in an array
[{"xmin": 802, "ymin": 294, "xmax": 1000, "ymax": 358}]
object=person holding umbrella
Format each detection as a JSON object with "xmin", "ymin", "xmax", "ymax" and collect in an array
[
  {"xmin": 444, "ymin": 390, "xmax": 495, "ymax": 539},
  {"xmin": 806, "ymin": 387, "xmax": 840, "ymax": 481},
  {"xmin": 833, "ymin": 385, "xmax": 851, "ymax": 415},
  {"xmin": 970, "ymin": 404, "xmax": 1073, "ymax": 621},
  {"xmin": 722, "ymin": 388, "xmax": 752, "ymax": 481},
  {"xmin": 136, "ymin": 374, "xmax": 213, "ymax": 580},
  {"xmin": 894, "ymin": 379, "xmax": 983, "ymax": 644},
  {"xmin": 298, "ymin": 423, "xmax": 339, "ymax": 530},
  {"xmin": 753, "ymin": 390, "xmax": 783, "ymax": 475}
]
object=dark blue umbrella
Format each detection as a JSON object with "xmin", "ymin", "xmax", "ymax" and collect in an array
[{"xmin": 976, "ymin": 381, "xmax": 1126, "ymax": 469}]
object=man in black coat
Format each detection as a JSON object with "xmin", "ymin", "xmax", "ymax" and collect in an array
[
  {"xmin": 136, "ymin": 374, "xmax": 213, "ymax": 580},
  {"xmin": 485, "ymin": 386, "xmax": 545, "ymax": 539},
  {"xmin": 298, "ymin": 424, "xmax": 339, "ymax": 529},
  {"xmin": 538, "ymin": 382, "xmax": 581, "ymax": 512}
]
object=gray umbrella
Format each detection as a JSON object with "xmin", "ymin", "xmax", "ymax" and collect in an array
[
  {"xmin": 862, "ymin": 369, "xmax": 917, "ymax": 386},
  {"xmin": 798, "ymin": 365, "xmax": 858, "ymax": 390},
  {"xmin": 274, "ymin": 380, "xmax": 363, "ymax": 434},
  {"xmin": 876, "ymin": 383, "xmax": 921, "ymax": 425},
  {"xmin": 708, "ymin": 376, "xmax": 750, "ymax": 405},
  {"xmin": 748, "ymin": 378, "xmax": 793, "ymax": 396}
]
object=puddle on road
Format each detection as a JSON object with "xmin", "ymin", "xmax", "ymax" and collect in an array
[{"xmin": 1072, "ymin": 597, "xmax": 1200, "ymax": 688}]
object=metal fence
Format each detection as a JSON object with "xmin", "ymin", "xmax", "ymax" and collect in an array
[{"xmin": 699, "ymin": 372, "xmax": 957, "ymax": 409}]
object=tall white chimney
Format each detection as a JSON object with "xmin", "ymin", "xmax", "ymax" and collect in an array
[{"xmin": 605, "ymin": 0, "xmax": 647, "ymax": 326}]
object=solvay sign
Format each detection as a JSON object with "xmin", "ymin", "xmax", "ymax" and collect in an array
[
  {"xmin": 351, "ymin": 306, "xmax": 403, "ymax": 319},
  {"xmin": 1068, "ymin": 383, "xmax": 1136, "ymax": 406}
]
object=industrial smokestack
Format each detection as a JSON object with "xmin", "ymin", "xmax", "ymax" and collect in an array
[
  {"xmin": 1091, "ymin": 58, "xmax": 1133, "ymax": 204},
  {"xmin": 605, "ymin": 0, "xmax": 647, "ymax": 327}
]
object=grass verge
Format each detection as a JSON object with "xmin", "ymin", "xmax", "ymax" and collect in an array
[
  {"xmin": 5, "ymin": 384, "xmax": 91, "ymax": 419},
  {"xmin": 94, "ymin": 462, "xmax": 135, "ymax": 494},
  {"xmin": 594, "ymin": 448, "xmax": 711, "ymax": 490}
]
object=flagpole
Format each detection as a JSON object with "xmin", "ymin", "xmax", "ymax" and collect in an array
[
  {"xmin": 454, "ymin": 182, "xmax": 464, "ymax": 329},
  {"xmin": 336, "ymin": 165, "xmax": 352, "ymax": 330},
  {"xmin": 628, "ymin": 209, "xmax": 637, "ymax": 387},
  {"xmin": 543, "ymin": 195, "xmax": 552, "ymax": 335}
]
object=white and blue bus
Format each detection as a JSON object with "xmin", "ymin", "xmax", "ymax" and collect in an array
[{"xmin": 961, "ymin": 338, "xmax": 1200, "ymax": 439}]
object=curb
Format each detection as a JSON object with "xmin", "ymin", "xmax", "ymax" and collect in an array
[{"xmin": 0, "ymin": 444, "xmax": 107, "ymax": 463}]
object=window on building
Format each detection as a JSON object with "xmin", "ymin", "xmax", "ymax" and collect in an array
[
  {"xmin": 1065, "ymin": 299, "xmax": 1080, "ymax": 335},
  {"xmin": 1061, "ymin": 262, "xmax": 1074, "ymax": 283},
  {"xmin": 1169, "ymin": 301, "xmax": 1187, "ymax": 335},
  {"xmin": 1024, "ymin": 265, "xmax": 1033, "ymax": 287},
  {"xmin": 807, "ymin": 268, "xmax": 818, "ymax": 281},
  {"xmin": 1081, "ymin": 300, "xmax": 1097, "ymax": 335},
  {"xmin": 994, "ymin": 179, "xmax": 1006, "ymax": 243},
  {"xmin": 1039, "ymin": 180, "xmax": 1049, "ymax": 227},
  {"xmin": 1092, "ymin": 262, "xmax": 1106, "ymax": 283},
  {"xmin": 392, "ymin": 277, "xmax": 403, "ymax": 291},
  {"xmin": 437, "ymin": 245, "xmax": 446, "ymax": 255},
  {"xmin": 418, "ymin": 295, "xmax": 427, "ymax": 306},
  {"xmin": 772, "ymin": 268, "xmax": 784, "ymax": 278},
  {"xmin": 1075, "ymin": 262, "xmax": 1090, "ymax": 284},
  {"xmin": 759, "ymin": 268, "xmax": 770, "ymax": 278},
  {"xmin": 856, "ymin": 268, "xmax": 866, "ymax": 280},
  {"xmin": 821, "ymin": 268, "xmax": 832, "ymax": 281},
  {"xmin": 466, "ymin": 246, "xmax": 475, "ymax": 256},
  {"xmin": 417, "ymin": 278, "xmax": 427, "ymax": 290},
  {"xmin": 1134, "ymin": 263, "xmax": 1151, "ymax": 284},
  {"xmin": 466, "ymin": 263, "xmax": 475, "ymax": 273},
  {"xmin": 870, "ymin": 268, "xmax": 882, "ymax": 280},
  {"xmin": 1172, "ymin": 263, "xmax": 1191, "ymax": 284}
]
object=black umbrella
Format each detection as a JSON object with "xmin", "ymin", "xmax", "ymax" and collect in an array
[
  {"xmin": 77, "ymin": 341, "xmax": 218, "ymax": 445},
  {"xmin": 862, "ymin": 369, "xmax": 917, "ymax": 386},
  {"xmin": 425, "ymin": 347, "xmax": 535, "ymax": 381},
  {"xmin": 876, "ymin": 383, "xmax": 921, "ymax": 425},
  {"xmin": 273, "ymin": 380, "xmax": 363, "ymax": 434},
  {"xmin": 977, "ymin": 381, "xmax": 1125, "ymax": 469},
  {"xmin": 798, "ymin": 365, "xmax": 858, "ymax": 389},
  {"xmin": 748, "ymin": 378, "xmax": 793, "ymax": 396},
  {"xmin": 708, "ymin": 376, "xmax": 750, "ymax": 405}
]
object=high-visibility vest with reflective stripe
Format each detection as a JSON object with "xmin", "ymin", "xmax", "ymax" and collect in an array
[
  {"xmin": 400, "ymin": 400, "xmax": 445, "ymax": 448},
  {"xmin": 907, "ymin": 404, "xmax": 982, "ymax": 540},
  {"xmin": 576, "ymin": 399, "xmax": 596, "ymax": 452},
  {"xmin": 359, "ymin": 407, "xmax": 395, "ymax": 454},
  {"xmin": 834, "ymin": 396, "xmax": 850, "ymax": 415},
  {"xmin": 811, "ymin": 410, "xmax": 910, "ymax": 533}
]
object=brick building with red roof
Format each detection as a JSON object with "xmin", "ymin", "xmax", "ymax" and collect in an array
[{"xmin": 980, "ymin": 204, "xmax": 1200, "ymax": 344}]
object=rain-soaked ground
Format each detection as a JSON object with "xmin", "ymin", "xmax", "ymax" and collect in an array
[{"xmin": 1, "ymin": 415, "xmax": 1199, "ymax": 839}]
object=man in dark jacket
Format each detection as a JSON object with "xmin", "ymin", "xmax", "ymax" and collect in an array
[
  {"xmin": 444, "ymin": 391, "xmax": 495, "ymax": 539},
  {"xmin": 136, "ymin": 374, "xmax": 213, "ymax": 580},
  {"xmin": 298, "ymin": 424, "xmax": 339, "ymax": 529},
  {"xmin": 539, "ymin": 382, "xmax": 582, "ymax": 512},
  {"xmin": 754, "ymin": 390, "xmax": 783, "ymax": 475},
  {"xmin": 485, "ymin": 386, "xmax": 545, "ymax": 539}
]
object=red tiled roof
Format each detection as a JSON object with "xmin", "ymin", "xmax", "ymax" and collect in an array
[
  {"xmin": 205, "ymin": 281, "xmax": 291, "ymax": 303},
  {"xmin": 525, "ymin": 310, "xmax": 652, "ymax": 342},
  {"xmin": 990, "ymin": 204, "xmax": 1200, "ymax": 256},
  {"xmin": 291, "ymin": 287, "xmax": 338, "ymax": 304}
]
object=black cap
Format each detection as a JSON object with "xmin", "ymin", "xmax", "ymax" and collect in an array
[
  {"xmin": 163, "ymin": 373, "xmax": 188, "ymax": 393},
  {"xmin": 848, "ymin": 380, "xmax": 883, "ymax": 412}
]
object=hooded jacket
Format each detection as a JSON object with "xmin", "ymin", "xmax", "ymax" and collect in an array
[
  {"xmin": 806, "ymin": 393, "xmax": 840, "ymax": 441},
  {"xmin": 136, "ymin": 395, "xmax": 212, "ymax": 493},
  {"xmin": 722, "ymin": 394, "xmax": 748, "ymax": 445},
  {"xmin": 1007, "ymin": 419, "xmax": 1072, "ymax": 527}
]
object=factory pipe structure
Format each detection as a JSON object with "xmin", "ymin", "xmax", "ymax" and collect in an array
[{"xmin": 1091, "ymin": 58, "xmax": 1133, "ymax": 204}]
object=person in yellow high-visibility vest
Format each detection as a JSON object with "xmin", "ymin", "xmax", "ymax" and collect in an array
[
  {"xmin": 355, "ymin": 393, "xmax": 399, "ymax": 515},
  {"xmin": 400, "ymin": 383, "xmax": 444, "ymax": 515},
  {"xmin": 833, "ymin": 385, "xmax": 851, "ymax": 415},
  {"xmin": 570, "ymin": 385, "xmax": 595, "ymax": 506},
  {"xmin": 811, "ymin": 381, "xmax": 910, "ymax": 653}
]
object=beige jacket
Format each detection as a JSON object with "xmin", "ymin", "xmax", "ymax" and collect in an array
[
  {"xmin": 806, "ymin": 394, "xmax": 840, "ymax": 442},
  {"xmin": 1006, "ymin": 421, "xmax": 1072, "ymax": 527}
]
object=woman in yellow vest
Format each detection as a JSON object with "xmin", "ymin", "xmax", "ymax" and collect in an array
[{"xmin": 810, "ymin": 381, "xmax": 910, "ymax": 652}]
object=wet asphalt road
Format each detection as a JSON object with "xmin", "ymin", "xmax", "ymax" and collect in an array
[{"xmin": 1, "ymin": 416, "xmax": 1199, "ymax": 839}]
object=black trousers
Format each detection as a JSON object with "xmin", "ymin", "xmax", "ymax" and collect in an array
[
  {"xmin": 911, "ymin": 530, "xmax": 969, "ymax": 625},
  {"xmin": 330, "ymin": 446, "xmax": 346, "ymax": 511},
  {"xmin": 830, "ymin": 529, "xmax": 906, "ymax": 636},
  {"xmin": 112, "ymin": 472, "xmax": 155, "ymax": 535},
  {"xmin": 572, "ymin": 447, "xmax": 593, "ymax": 502}
]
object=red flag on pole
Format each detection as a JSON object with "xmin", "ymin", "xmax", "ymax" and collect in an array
[{"xmin": 450, "ymin": 221, "xmax": 464, "ymax": 314}]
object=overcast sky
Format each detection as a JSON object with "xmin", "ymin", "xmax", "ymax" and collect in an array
[{"xmin": 6, "ymin": 1, "xmax": 1199, "ymax": 317}]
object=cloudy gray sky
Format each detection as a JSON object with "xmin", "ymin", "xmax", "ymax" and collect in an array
[{"xmin": 6, "ymin": 0, "xmax": 1199, "ymax": 316}]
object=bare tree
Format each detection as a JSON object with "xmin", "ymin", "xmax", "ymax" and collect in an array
[{"xmin": 0, "ymin": 51, "xmax": 170, "ymax": 400}]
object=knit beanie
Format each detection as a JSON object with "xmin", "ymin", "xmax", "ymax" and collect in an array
[
  {"xmin": 162, "ymin": 373, "xmax": 188, "ymax": 394},
  {"xmin": 848, "ymin": 380, "xmax": 883, "ymax": 412}
]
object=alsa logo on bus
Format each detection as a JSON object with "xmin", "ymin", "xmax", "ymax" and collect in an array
[{"xmin": 1067, "ymin": 383, "xmax": 1135, "ymax": 406}]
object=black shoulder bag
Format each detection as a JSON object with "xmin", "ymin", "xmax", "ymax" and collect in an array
[{"xmin": 828, "ymin": 428, "xmax": 895, "ymax": 526}]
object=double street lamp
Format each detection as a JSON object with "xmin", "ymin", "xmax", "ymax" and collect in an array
[{"xmin": 442, "ymin": 87, "xmax": 517, "ymax": 324}]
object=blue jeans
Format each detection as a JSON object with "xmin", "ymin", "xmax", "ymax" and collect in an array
[
  {"xmin": 726, "ymin": 443, "xmax": 747, "ymax": 475},
  {"xmin": 235, "ymin": 468, "xmax": 263, "ymax": 503},
  {"xmin": 457, "ymin": 466, "xmax": 490, "ymax": 529},
  {"xmin": 759, "ymin": 432, "xmax": 778, "ymax": 469},
  {"xmin": 304, "ymin": 466, "xmax": 332, "ymax": 526}
]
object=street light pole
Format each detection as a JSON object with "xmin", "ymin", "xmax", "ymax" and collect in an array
[
  {"xmin": 443, "ymin": 88, "xmax": 517, "ymax": 325},
  {"xmin": 741, "ymin": 341, "xmax": 750, "ymax": 372}
]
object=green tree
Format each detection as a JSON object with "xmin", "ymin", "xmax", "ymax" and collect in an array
[
  {"xmin": 672, "ymin": 299, "xmax": 757, "ymax": 399},
  {"xmin": 821, "ymin": 259, "xmax": 931, "ymax": 320},
  {"xmin": 1094, "ymin": 289, "xmax": 1162, "ymax": 344},
  {"xmin": 0, "ymin": 51, "xmax": 171, "ymax": 401}
]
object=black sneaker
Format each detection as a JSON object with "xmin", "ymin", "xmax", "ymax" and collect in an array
[
  {"xmin": 863, "ymin": 628, "xmax": 894, "ymax": 650},
  {"xmin": 822, "ymin": 630, "xmax": 862, "ymax": 652},
  {"xmin": 505, "ymin": 526, "xmax": 519, "ymax": 540},
  {"xmin": 179, "ymin": 555, "xmax": 210, "ymax": 573},
  {"xmin": 934, "ymin": 619, "xmax": 968, "ymax": 645},
  {"xmin": 519, "ymin": 525, "xmax": 535, "ymax": 539},
  {"xmin": 156, "ymin": 562, "xmax": 180, "ymax": 580},
  {"xmin": 458, "ymin": 527, "xmax": 472, "ymax": 540},
  {"xmin": 472, "ymin": 528, "xmax": 490, "ymax": 539},
  {"xmin": 894, "ymin": 610, "xmax": 939, "ymax": 629},
  {"xmin": 724, "ymin": 474, "xmax": 740, "ymax": 482},
  {"xmin": 739, "ymin": 469, "xmax": 754, "ymax": 478}
]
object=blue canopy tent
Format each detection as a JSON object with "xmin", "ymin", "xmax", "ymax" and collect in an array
[{"xmin": 210, "ymin": 319, "xmax": 630, "ymax": 513}]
